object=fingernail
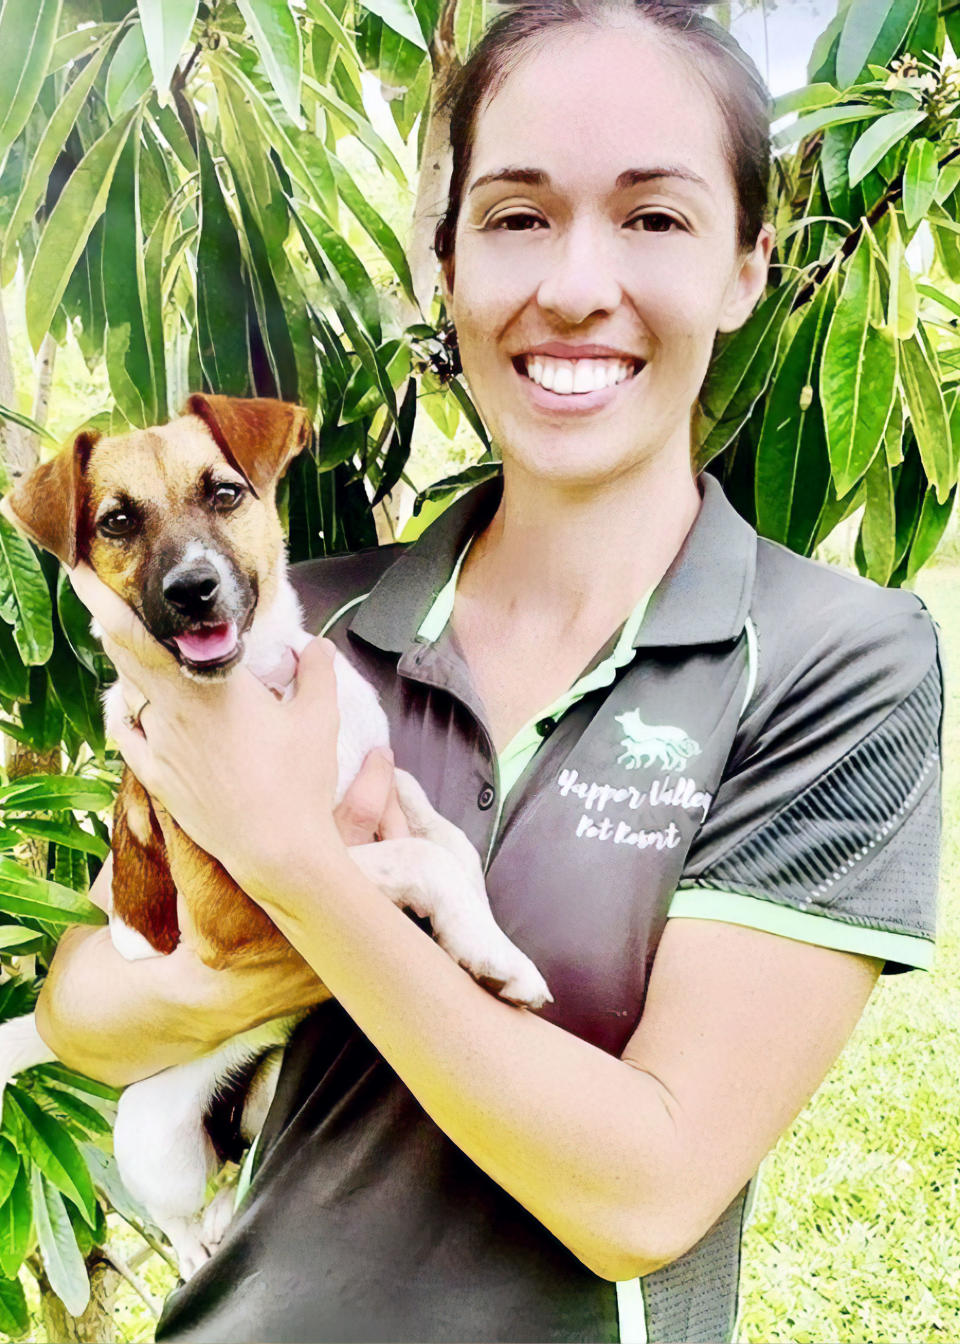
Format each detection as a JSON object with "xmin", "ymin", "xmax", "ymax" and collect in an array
[{"xmin": 319, "ymin": 638, "xmax": 337, "ymax": 660}]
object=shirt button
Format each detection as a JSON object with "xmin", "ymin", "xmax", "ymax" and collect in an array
[
  {"xmin": 477, "ymin": 785, "xmax": 495, "ymax": 810},
  {"xmin": 536, "ymin": 717, "xmax": 556, "ymax": 738}
]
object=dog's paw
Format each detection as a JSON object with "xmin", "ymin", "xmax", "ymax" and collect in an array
[
  {"xmin": 469, "ymin": 937, "xmax": 552, "ymax": 1011},
  {"xmin": 199, "ymin": 1187, "xmax": 236, "ymax": 1253}
]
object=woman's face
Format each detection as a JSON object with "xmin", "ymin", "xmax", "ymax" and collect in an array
[{"xmin": 441, "ymin": 22, "xmax": 773, "ymax": 490}]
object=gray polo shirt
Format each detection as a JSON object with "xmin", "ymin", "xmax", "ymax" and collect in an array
[{"xmin": 156, "ymin": 473, "xmax": 942, "ymax": 1344}]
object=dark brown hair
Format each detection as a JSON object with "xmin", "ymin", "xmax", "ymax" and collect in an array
[{"xmin": 433, "ymin": 0, "xmax": 772, "ymax": 266}]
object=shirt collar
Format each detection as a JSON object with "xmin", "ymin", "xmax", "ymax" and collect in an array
[{"xmin": 348, "ymin": 471, "xmax": 756, "ymax": 654}]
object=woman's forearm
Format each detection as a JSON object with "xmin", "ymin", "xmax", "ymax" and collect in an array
[
  {"xmin": 246, "ymin": 846, "xmax": 686, "ymax": 1281},
  {"xmin": 35, "ymin": 924, "xmax": 324, "ymax": 1088}
]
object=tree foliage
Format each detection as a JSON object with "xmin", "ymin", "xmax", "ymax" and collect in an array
[{"xmin": 0, "ymin": 0, "xmax": 957, "ymax": 1333}]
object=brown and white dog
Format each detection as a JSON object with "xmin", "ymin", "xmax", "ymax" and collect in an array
[{"xmin": 0, "ymin": 395, "xmax": 549, "ymax": 1277}]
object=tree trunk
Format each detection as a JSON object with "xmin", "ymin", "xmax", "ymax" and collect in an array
[
  {"xmin": 0, "ymin": 290, "xmax": 36, "ymax": 483},
  {"xmin": 35, "ymin": 1253, "xmax": 120, "ymax": 1344},
  {"xmin": 31, "ymin": 333, "xmax": 57, "ymax": 440}
]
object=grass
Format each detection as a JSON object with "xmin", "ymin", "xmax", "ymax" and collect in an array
[{"xmin": 738, "ymin": 556, "xmax": 960, "ymax": 1344}]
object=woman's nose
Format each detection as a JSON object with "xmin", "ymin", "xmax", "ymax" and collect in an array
[{"xmin": 535, "ymin": 217, "xmax": 623, "ymax": 324}]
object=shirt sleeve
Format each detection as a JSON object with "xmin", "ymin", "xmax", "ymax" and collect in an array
[{"xmin": 671, "ymin": 589, "xmax": 944, "ymax": 973}]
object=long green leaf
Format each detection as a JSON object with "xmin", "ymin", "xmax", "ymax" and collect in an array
[
  {"xmin": 900, "ymin": 326, "xmax": 955, "ymax": 502},
  {"xmin": 0, "ymin": 860, "xmax": 106, "ymax": 927},
  {"xmin": 696, "ymin": 277, "xmax": 802, "ymax": 467},
  {"xmin": 0, "ymin": 0, "xmax": 62, "ymax": 162},
  {"xmin": 0, "ymin": 775, "xmax": 114, "ymax": 811},
  {"xmin": 1, "ymin": 39, "xmax": 112, "ymax": 285},
  {"xmin": 903, "ymin": 138, "xmax": 940, "ymax": 231},
  {"xmin": 0, "ymin": 1166, "xmax": 31, "ymax": 1280},
  {"xmin": 908, "ymin": 483, "xmax": 956, "ymax": 576},
  {"xmin": 34, "ymin": 1086, "xmax": 111, "ymax": 1138},
  {"xmin": 772, "ymin": 103, "xmax": 878, "ymax": 151},
  {"xmin": 49, "ymin": 22, "xmax": 112, "ymax": 71},
  {"xmin": 105, "ymin": 20, "xmax": 152, "ymax": 119},
  {"xmin": 195, "ymin": 126, "xmax": 250, "ymax": 395},
  {"xmin": 771, "ymin": 84, "xmax": 844, "ymax": 121},
  {"xmin": 837, "ymin": 0, "xmax": 919, "ymax": 88},
  {"xmin": 31, "ymin": 1167, "xmax": 90, "ymax": 1317},
  {"xmin": 357, "ymin": 0, "xmax": 427, "ymax": 49},
  {"xmin": 821, "ymin": 234, "xmax": 898, "ymax": 494},
  {"xmin": 0, "ymin": 404, "xmax": 56, "ymax": 443},
  {"xmin": 756, "ymin": 272, "xmax": 836, "ymax": 552},
  {"xmin": 861, "ymin": 450, "xmax": 897, "ymax": 583},
  {"xmin": 8, "ymin": 1091, "xmax": 97, "ymax": 1228},
  {"xmin": 137, "ymin": 0, "xmax": 199, "ymax": 97},
  {"xmin": 13, "ymin": 819, "xmax": 108, "ymax": 860},
  {"xmin": 0, "ymin": 1140, "xmax": 18, "ymax": 1208},
  {"xmin": 0, "ymin": 1271, "xmax": 28, "ymax": 1338},
  {"xmin": 0, "ymin": 518, "xmax": 53, "ymax": 666},
  {"xmin": 848, "ymin": 109, "xmax": 925, "ymax": 187},
  {"xmin": 328, "ymin": 153, "xmax": 416, "ymax": 305},
  {"xmin": 0, "ymin": 926, "xmax": 42, "ymax": 949},
  {"xmin": 236, "ymin": 0, "xmax": 303, "ymax": 125},
  {"xmin": 302, "ymin": 73, "xmax": 406, "ymax": 184},
  {"xmin": 25, "ymin": 109, "xmax": 138, "ymax": 351}
]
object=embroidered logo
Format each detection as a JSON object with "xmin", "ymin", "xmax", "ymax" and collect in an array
[{"xmin": 615, "ymin": 710, "xmax": 701, "ymax": 773}]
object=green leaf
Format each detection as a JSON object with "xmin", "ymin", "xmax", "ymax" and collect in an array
[
  {"xmin": 908, "ymin": 483, "xmax": 956, "ymax": 576},
  {"xmin": 848, "ymin": 110, "xmax": 926, "ymax": 187},
  {"xmin": 25, "ymin": 108, "xmax": 138, "ymax": 351},
  {"xmin": 0, "ymin": 619, "xmax": 28, "ymax": 701},
  {"xmin": 137, "ymin": 0, "xmax": 199, "ymax": 97},
  {"xmin": 1, "ymin": 39, "xmax": 111, "ymax": 285},
  {"xmin": 861, "ymin": 451, "xmax": 897, "ymax": 583},
  {"xmin": 0, "ymin": 1166, "xmax": 31, "ymax": 1280},
  {"xmin": 13, "ymin": 819, "xmax": 108, "ymax": 860},
  {"xmin": 236, "ymin": 0, "xmax": 304, "ymax": 125},
  {"xmin": 34, "ymin": 1086, "xmax": 111, "ymax": 1138},
  {"xmin": 886, "ymin": 208, "xmax": 917, "ymax": 341},
  {"xmin": 195, "ymin": 126, "xmax": 250, "ymax": 396},
  {"xmin": 821, "ymin": 234, "xmax": 898, "ymax": 495},
  {"xmin": 837, "ymin": 0, "xmax": 920, "ymax": 88},
  {"xmin": 0, "ymin": 0, "xmax": 62, "ymax": 163},
  {"xmin": 901, "ymin": 327, "xmax": 955, "ymax": 502},
  {"xmin": 0, "ymin": 774, "xmax": 113, "ymax": 812},
  {"xmin": 79, "ymin": 1144, "xmax": 150, "ymax": 1224},
  {"xmin": 55, "ymin": 571, "xmax": 101, "ymax": 678},
  {"xmin": 0, "ymin": 1271, "xmax": 28, "ymax": 1338},
  {"xmin": 696, "ymin": 278, "xmax": 802, "ymax": 468},
  {"xmin": 34, "ymin": 1065, "xmax": 119, "ymax": 1104},
  {"xmin": 49, "ymin": 22, "xmax": 112, "ymax": 71},
  {"xmin": 0, "ymin": 926, "xmax": 42, "ymax": 950},
  {"xmin": 771, "ymin": 84, "xmax": 844, "ymax": 121},
  {"xmin": 328, "ymin": 154, "xmax": 416, "ymax": 306},
  {"xmin": 756, "ymin": 273, "xmax": 836, "ymax": 553},
  {"xmin": 0, "ymin": 1141, "xmax": 19, "ymax": 1208},
  {"xmin": 772, "ymin": 103, "xmax": 877, "ymax": 151},
  {"xmin": 358, "ymin": 0, "xmax": 426, "ymax": 50},
  {"xmin": 7, "ymin": 1090, "xmax": 97, "ymax": 1227},
  {"xmin": 0, "ymin": 404, "xmax": 56, "ymax": 444},
  {"xmin": 0, "ymin": 860, "xmax": 106, "ymax": 927},
  {"xmin": 31, "ymin": 1167, "xmax": 90, "ymax": 1317},
  {"xmin": 903, "ymin": 138, "xmax": 939, "ymax": 231},
  {"xmin": 105, "ymin": 20, "xmax": 152, "ymax": 119},
  {"xmin": 0, "ymin": 518, "xmax": 53, "ymax": 666},
  {"xmin": 302, "ymin": 72, "xmax": 406, "ymax": 184}
]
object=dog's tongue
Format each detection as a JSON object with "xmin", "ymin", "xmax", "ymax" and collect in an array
[{"xmin": 173, "ymin": 622, "xmax": 238, "ymax": 664}]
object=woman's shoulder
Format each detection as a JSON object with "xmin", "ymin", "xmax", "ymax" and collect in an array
[
  {"xmin": 287, "ymin": 543, "xmax": 406, "ymax": 636},
  {"xmin": 750, "ymin": 536, "xmax": 939, "ymax": 705}
]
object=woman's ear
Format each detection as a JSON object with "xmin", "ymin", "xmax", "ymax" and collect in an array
[{"xmin": 716, "ymin": 224, "xmax": 775, "ymax": 335}]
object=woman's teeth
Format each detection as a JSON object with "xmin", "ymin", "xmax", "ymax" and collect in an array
[{"xmin": 523, "ymin": 355, "xmax": 639, "ymax": 394}]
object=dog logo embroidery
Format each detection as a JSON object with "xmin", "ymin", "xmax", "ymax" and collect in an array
[{"xmin": 615, "ymin": 710, "xmax": 701, "ymax": 772}]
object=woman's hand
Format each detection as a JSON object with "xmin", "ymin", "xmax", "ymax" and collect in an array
[{"xmin": 69, "ymin": 562, "xmax": 346, "ymax": 894}]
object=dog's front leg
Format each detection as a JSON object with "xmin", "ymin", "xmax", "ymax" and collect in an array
[{"xmin": 348, "ymin": 839, "xmax": 551, "ymax": 1008}]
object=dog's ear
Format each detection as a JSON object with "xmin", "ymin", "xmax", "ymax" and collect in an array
[
  {"xmin": 0, "ymin": 431, "xmax": 99, "ymax": 567},
  {"xmin": 185, "ymin": 395, "xmax": 310, "ymax": 497}
]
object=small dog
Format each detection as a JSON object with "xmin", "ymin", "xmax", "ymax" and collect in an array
[{"xmin": 0, "ymin": 395, "xmax": 549, "ymax": 1276}]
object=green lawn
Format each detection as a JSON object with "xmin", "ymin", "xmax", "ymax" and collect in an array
[{"xmin": 738, "ymin": 558, "xmax": 960, "ymax": 1344}]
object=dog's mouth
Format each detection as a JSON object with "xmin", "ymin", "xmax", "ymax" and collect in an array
[{"xmin": 167, "ymin": 621, "xmax": 242, "ymax": 674}]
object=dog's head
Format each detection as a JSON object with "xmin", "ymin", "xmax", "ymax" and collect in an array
[{"xmin": 0, "ymin": 395, "xmax": 309, "ymax": 677}]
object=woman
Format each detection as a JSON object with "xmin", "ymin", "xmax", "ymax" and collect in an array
[{"xmin": 40, "ymin": 2, "xmax": 941, "ymax": 1341}]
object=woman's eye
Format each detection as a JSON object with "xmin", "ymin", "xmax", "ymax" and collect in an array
[
  {"xmin": 98, "ymin": 510, "xmax": 138, "ymax": 538},
  {"xmin": 489, "ymin": 212, "xmax": 542, "ymax": 231},
  {"xmin": 631, "ymin": 212, "xmax": 683, "ymax": 233},
  {"xmin": 211, "ymin": 482, "xmax": 245, "ymax": 510}
]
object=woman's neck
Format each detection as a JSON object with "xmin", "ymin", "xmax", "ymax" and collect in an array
[{"xmin": 458, "ymin": 454, "xmax": 701, "ymax": 638}]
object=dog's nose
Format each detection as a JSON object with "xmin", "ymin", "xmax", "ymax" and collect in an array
[{"xmin": 163, "ymin": 562, "xmax": 221, "ymax": 617}]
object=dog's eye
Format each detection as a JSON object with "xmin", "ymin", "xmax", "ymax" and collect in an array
[
  {"xmin": 98, "ymin": 510, "xmax": 138, "ymax": 538},
  {"xmin": 210, "ymin": 483, "xmax": 245, "ymax": 511}
]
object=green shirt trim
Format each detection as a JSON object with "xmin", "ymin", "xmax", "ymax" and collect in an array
[{"xmin": 668, "ymin": 887, "xmax": 934, "ymax": 970}]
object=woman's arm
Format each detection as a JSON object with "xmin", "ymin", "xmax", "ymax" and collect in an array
[{"xmin": 245, "ymin": 835, "xmax": 880, "ymax": 1280}]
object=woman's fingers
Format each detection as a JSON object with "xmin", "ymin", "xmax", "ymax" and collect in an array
[
  {"xmin": 334, "ymin": 747, "xmax": 398, "ymax": 846},
  {"xmin": 70, "ymin": 562, "xmax": 182, "ymax": 693}
]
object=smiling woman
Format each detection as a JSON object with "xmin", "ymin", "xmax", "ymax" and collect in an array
[{"xmin": 36, "ymin": 3, "xmax": 943, "ymax": 1343}]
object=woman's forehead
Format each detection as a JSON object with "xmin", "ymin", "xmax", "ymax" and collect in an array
[{"xmin": 468, "ymin": 24, "xmax": 731, "ymax": 199}]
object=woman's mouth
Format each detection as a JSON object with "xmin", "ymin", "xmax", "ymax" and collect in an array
[{"xmin": 512, "ymin": 354, "xmax": 646, "ymax": 410}]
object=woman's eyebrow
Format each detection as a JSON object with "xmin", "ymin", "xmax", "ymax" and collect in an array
[{"xmin": 467, "ymin": 166, "xmax": 713, "ymax": 196}]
